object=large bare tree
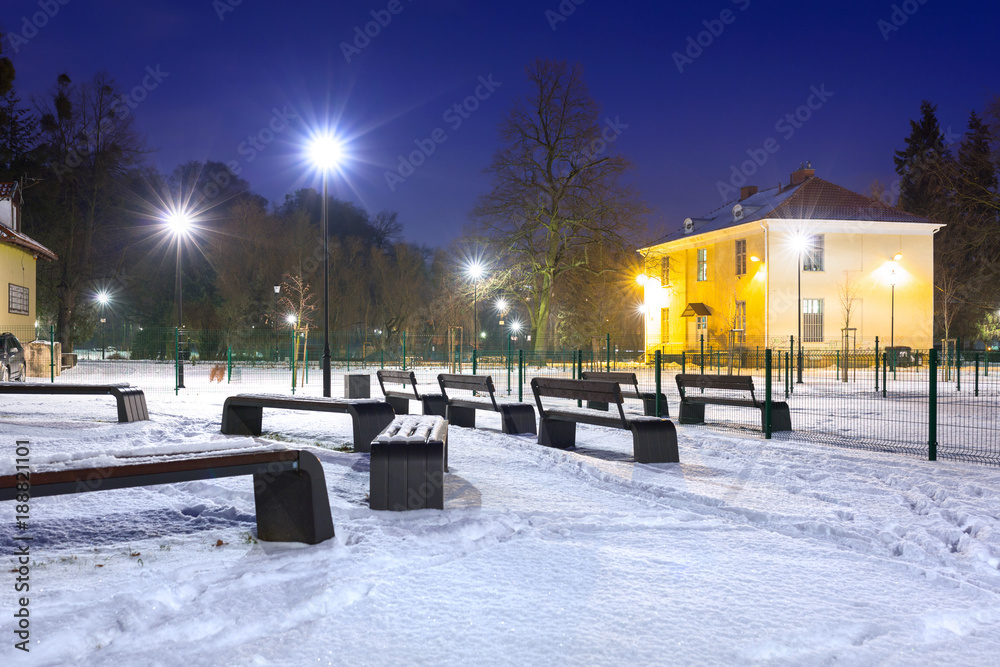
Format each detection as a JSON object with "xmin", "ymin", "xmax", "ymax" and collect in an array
[{"xmin": 472, "ymin": 60, "xmax": 647, "ymax": 352}]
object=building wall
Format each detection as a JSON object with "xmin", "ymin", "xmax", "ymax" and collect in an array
[
  {"xmin": 641, "ymin": 220, "xmax": 938, "ymax": 354},
  {"xmin": 0, "ymin": 243, "xmax": 38, "ymax": 335}
]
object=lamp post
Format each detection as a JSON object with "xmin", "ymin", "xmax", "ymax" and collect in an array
[
  {"xmin": 310, "ymin": 136, "xmax": 341, "ymax": 397},
  {"xmin": 496, "ymin": 298, "xmax": 509, "ymax": 355},
  {"xmin": 466, "ymin": 261, "xmax": 485, "ymax": 352},
  {"xmin": 166, "ymin": 211, "xmax": 192, "ymax": 388},
  {"xmin": 791, "ymin": 234, "xmax": 812, "ymax": 385},
  {"xmin": 273, "ymin": 285, "xmax": 281, "ymax": 363},
  {"xmin": 890, "ymin": 252, "xmax": 902, "ymax": 370}
]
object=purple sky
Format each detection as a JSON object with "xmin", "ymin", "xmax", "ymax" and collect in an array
[{"xmin": 6, "ymin": 0, "xmax": 998, "ymax": 245}]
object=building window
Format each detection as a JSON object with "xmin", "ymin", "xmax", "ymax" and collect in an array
[
  {"xmin": 734, "ymin": 300, "xmax": 746, "ymax": 343},
  {"xmin": 697, "ymin": 248, "xmax": 707, "ymax": 281},
  {"xmin": 660, "ymin": 256, "xmax": 670, "ymax": 286},
  {"xmin": 8, "ymin": 284, "xmax": 28, "ymax": 316},
  {"xmin": 660, "ymin": 308, "xmax": 669, "ymax": 344},
  {"xmin": 803, "ymin": 298, "xmax": 824, "ymax": 342},
  {"xmin": 803, "ymin": 235, "xmax": 824, "ymax": 272},
  {"xmin": 696, "ymin": 315, "xmax": 707, "ymax": 337},
  {"xmin": 735, "ymin": 239, "xmax": 747, "ymax": 276}
]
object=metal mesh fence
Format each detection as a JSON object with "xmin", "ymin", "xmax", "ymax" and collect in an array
[{"xmin": 23, "ymin": 327, "xmax": 1000, "ymax": 466}]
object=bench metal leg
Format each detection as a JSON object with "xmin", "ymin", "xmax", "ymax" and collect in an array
[
  {"xmin": 421, "ymin": 395, "xmax": 448, "ymax": 418},
  {"xmin": 630, "ymin": 420, "xmax": 680, "ymax": 464},
  {"xmin": 447, "ymin": 404, "xmax": 476, "ymax": 428},
  {"xmin": 500, "ymin": 404, "xmax": 536, "ymax": 435},
  {"xmin": 386, "ymin": 396, "xmax": 410, "ymax": 415},
  {"xmin": 253, "ymin": 451, "xmax": 335, "ymax": 544},
  {"xmin": 349, "ymin": 402, "xmax": 397, "ymax": 453},
  {"xmin": 641, "ymin": 393, "xmax": 669, "ymax": 418},
  {"xmin": 538, "ymin": 418, "xmax": 576, "ymax": 449},
  {"xmin": 768, "ymin": 401, "xmax": 793, "ymax": 432},
  {"xmin": 586, "ymin": 400, "xmax": 609, "ymax": 412},
  {"xmin": 370, "ymin": 441, "xmax": 444, "ymax": 511},
  {"xmin": 678, "ymin": 400, "xmax": 705, "ymax": 425},
  {"xmin": 221, "ymin": 402, "xmax": 264, "ymax": 435}
]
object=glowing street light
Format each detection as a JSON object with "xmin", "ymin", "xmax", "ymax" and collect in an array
[
  {"xmin": 310, "ymin": 133, "xmax": 342, "ymax": 397},
  {"xmin": 286, "ymin": 314, "xmax": 298, "ymax": 326},
  {"xmin": 95, "ymin": 291, "xmax": 111, "ymax": 360}
]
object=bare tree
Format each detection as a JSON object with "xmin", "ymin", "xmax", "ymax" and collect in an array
[
  {"xmin": 837, "ymin": 271, "xmax": 861, "ymax": 381},
  {"xmin": 472, "ymin": 60, "xmax": 647, "ymax": 352},
  {"xmin": 278, "ymin": 273, "xmax": 316, "ymax": 389}
]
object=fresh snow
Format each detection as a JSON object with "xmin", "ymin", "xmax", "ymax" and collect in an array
[{"xmin": 3, "ymin": 375, "xmax": 1000, "ymax": 665}]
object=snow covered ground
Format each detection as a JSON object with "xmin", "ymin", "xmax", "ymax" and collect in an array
[{"xmin": 3, "ymin": 376, "xmax": 1000, "ymax": 665}]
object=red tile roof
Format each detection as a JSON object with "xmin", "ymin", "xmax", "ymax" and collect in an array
[
  {"xmin": 766, "ymin": 177, "xmax": 937, "ymax": 224},
  {"xmin": 0, "ymin": 182, "xmax": 17, "ymax": 199},
  {"xmin": 0, "ymin": 226, "xmax": 58, "ymax": 261}
]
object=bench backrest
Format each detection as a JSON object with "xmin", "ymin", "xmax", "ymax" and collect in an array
[
  {"xmin": 580, "ymin": 371, "xmax": 641, "ymax": 396},
  {"xmin": 530, "ymin": 377, "xmax": 628, "ymax": 427},
  {"xmin": 376, "ymin": 369, "xmax": 420, "ymax": 399},
  {"xmin": 437, "ymin": 373, "xmax": 498, "ymax": 410},
  {"xmin": 675, "ymin": 373, "xmax": 755, "ymax": 400}
]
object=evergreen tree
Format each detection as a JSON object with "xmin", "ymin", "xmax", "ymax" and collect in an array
[
  {"xmin": 0, "ymin": 92, "xmax": 40, "ymax": 178},
  {"xmin": 0, "ymin": 32, "xmax": 14, "ymax": 97},
  {"xmin": 893, "ymin": 100, "xmax": 953, "ymax": 217},
  {"xmin": 956, "ymin": 110, "xmax": 999, "ymax": 219}
]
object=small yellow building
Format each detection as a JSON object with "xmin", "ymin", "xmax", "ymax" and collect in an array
[
  {"xmin": 637, "ymin": 167, "xmax": 942, "ymax": 355},
  {"xmin": 0, "ymin": 182, "xmax": 57, "ymax": 335}
]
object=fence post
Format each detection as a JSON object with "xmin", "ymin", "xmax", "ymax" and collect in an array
[
  {"xmin": 765, "ymin": 349, "xmax": 772, "ymax": 439},
  {"xmin": 700, "ymin": 335, "xmax": 705, "ymax": 375},
  {"xmin": 882, "ymin": 352, "xmax": 887, "ymax": 398},
  {"xmin": 507, "ymin": 335, "xmax": 512, "ymax": 396},
  {"xmin": 956, "ymin": 338, "xmax": 962, "ymax": 392},
  {"xmin": 606, "ymin": 333, "xmax": 611, "ymax": 372},
  {"xmin": 975, "ymin": 353, "xmax": 979, "ymax": 397},
  {"xmin": 346, "ymin": 342, "xmax": 350, "ymax": 373},
  {"xmin": 380, "ymin": 349, "xmax": 384, "ymax": 370},
  {"xmin": 784, "ymin": 351, "xmax": 790, "ymax": 399},
  {"xmin": 227, "ymin": 346, "xmax": 232, "ymax": 384},
  {"xmin": 654, "ymin": 350, "xmax": 662, "ymax": 418},
  {"xmin": 875, "ymin": 336, "xmax": 880, "ymax": 393},
  {"xmin": 836, "ymin": 350, "xmax": 840, "ymax": 378},
  {"xmin": 577, "ymin": 350, "xmax": 583, "ymax": 407},
  {"xmin": 928, "ymin": 348, "xmax": 938, "ymax": 461},
  {"xmin": 681, "ymin": 350, "xmax": 686, "ymax": 375},
  {"xmin": 49, "ymin": 325, "xmax": 55, "ymax": 383},
  {"xmin": 472, "ymin": 348, "xmax": 478, "ymax": 375},
  {"xmin": 304, "ymin": 340, "xmax": 309, "ymax": 383},
  {"xmin": 402, "ymin": 332, "xmax": 407, "ymax": 371},
  {"xmin": 518, "ymin": 349, "xmax": 524, "ymax": 402},
  {"xmin": 789, "ymin": 335, "xmax": 794, "ymax": 394}
]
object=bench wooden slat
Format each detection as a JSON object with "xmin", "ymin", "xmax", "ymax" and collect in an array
[
  {"xmin": 0, "ymin": 449, "xmax": 334, "ymax": 544},
  {"xmin": 530, "ymin": 377, "xmax": 623, "ymax": 405}
]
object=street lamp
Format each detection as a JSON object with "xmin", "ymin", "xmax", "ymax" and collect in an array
[
  {"xmin": 790, "ymin": 233, "xmax": 813, "ymax": 384},
  {"xmin": 310, "ymin": 134, "xmax": 342, "ymax": 397},
  {"xmin": 95, "ymin": 291, "xmax": 110, "ymax": 360},
  {"xmin": 496, "ymin": 298, "xmax": 509, "ymax": 353},
  {"xmin": 890, "ymin": 253, "xmax": 902, "ymax": 356},
  {"xmin": 466, "ymin": 261, "xmax": 485, "ymax": 351},
  {"xmin": 165, "ymin": 210, "xmax": 192, "ymax": 388},
  {"xmin": 273, "ymin": 285, "xmax": 281, "ymax": 362}
]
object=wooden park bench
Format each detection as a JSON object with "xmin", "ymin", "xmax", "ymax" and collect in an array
[
  {"xmin": 675, "ymin": 374, "xmax": 791, "ymax": 432},
  {"xmin": 369, "ymin": 415, "xmax": 449, "ymax": 511},
  {"xmin": 220, "ymin": 394, "xmax": 395, "ymax": 453},
  {"xmin": 0, "ymin": 382, "xmax": 149, "ymax": 422},
  {"xmin": 437, "ymin": 373, "xmax": 536, "ymax": 435},
  {"xmin": 375, "ymin": 370, "xmax": 447, "ymax": 417},
  {"xmin": 0, "ymin": 449, "xmax": 334, "ymax": 544},
  {"xmin": 530, "ymin": 377, "xmax": 679, "ymax": 464},
  {"xmin": 580, "ymin": 371, "xmax": 669, "ymax": 417}
]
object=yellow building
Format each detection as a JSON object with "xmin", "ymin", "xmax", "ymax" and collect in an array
[
  {"xmin": 637, "ymin": 167, "xmax": 942, "ymax": 355},
  {"xmin": 0, "ymin": 182, "xmax": 57, "ymax": 334}
]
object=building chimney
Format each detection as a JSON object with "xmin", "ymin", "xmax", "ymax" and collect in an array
[
  {"xmin": 739, "ymin": 185, "xmax": 758, "ymax": 201},
  {"xmin": 790, "ymin": 162, "xmax": 815, "ymax": 186}
]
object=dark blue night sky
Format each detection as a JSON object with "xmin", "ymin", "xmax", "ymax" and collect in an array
[{"xmin": 6, "ymin": 0, "xmax": 998, "ymax": 245}]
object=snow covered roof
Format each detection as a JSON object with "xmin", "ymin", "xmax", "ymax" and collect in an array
[
  {"xmin": 642, "ymin": 175, "xmax": 939, "ymax": 251},
  {"xmin": 0, "ymin": 225, "xmax": 57, "ymax": 260}
]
